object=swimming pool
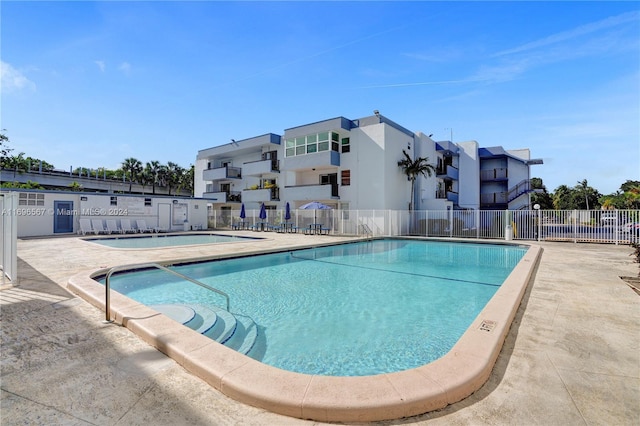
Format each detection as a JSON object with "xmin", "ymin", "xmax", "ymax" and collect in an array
[
  {"xmin": 85, "ymin": 233, "xmax": 262, "ymax": 249},
  {"xmin": 101, "ymin": 239, "xmax": 527, "ymax": 376},
  {"xmin": 70, "ymin": 237, "xmax": 541, "ymax": 422}
]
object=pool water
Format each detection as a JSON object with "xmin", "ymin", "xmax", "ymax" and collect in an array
[
  {"xmin": 85, "ymin": 233, "xmax": 262, "ymax": 248},
  {"xmin": 104, "ymin": 239, "xmax": 527, "ymax": 376}
]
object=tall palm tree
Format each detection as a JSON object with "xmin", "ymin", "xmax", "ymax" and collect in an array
[
  {"xmin": 578, "ymin": 179, "xmax": 590, "ymax": 210},
  {"xmin": 397, "ymin": 149, "xmax": 435, "ymax": 210},
  {"xmin": 165, "ymin": 162, "xmax": 183, "ymax": 196},
  {"xmin": 145, "ymin": 160, "xmax": 161, "ymax": 194},
  {"xmin": 121, "ymin": 157, "xmax": 142, "ymax": 193}
]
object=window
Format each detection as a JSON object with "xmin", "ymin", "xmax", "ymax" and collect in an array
[
  {"xmin": 18, "ymin": 193, "xmax": 44, "ymax": 206},
  {"xmin": 110, "ymin": 196, "xmax": 117, "ymax": 206},
  {"xmin": 341, "ymin": 170, "xmax": 351, "ymax": 186},
  {"xmin": 341, "ymin": 137, "xmax": 350, "ymax": 153},
  {"xmin": 285, "ymin": 131, "xmax": 345, "ymax": 157},
  {"xmin": 145, "ymin": 198, "xmax": 152, "ymax": 206}
]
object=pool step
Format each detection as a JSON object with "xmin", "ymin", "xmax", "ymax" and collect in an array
[{"xmin": 151, "ymin": 303, "xmax": 257, "ymax": 356}]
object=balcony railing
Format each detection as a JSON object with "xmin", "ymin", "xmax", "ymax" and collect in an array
[
  {"xmin": 242, "ymin": 159, "xmax": 280, "ymax": 176},
  {"xmin": 242, "ymin": 187, "xmax": 280, "ymax": 203},
  {"xmin": 202, "ymin": 191, "xmax": 241, "ymax": 203},
  {"xmin": 436, "ymin": 165, "xmax": 459, "ymax": 180},
  {"xmin": 284, "ymin": 183, "xmax": 338, "ymax": 201},
  {"xmin": 480, "ymin": 168, "xmax": 508, "ymax": 181},
  {"xmin": 203, "ymin": 165, "xmax": 242, "ymax": 181}
]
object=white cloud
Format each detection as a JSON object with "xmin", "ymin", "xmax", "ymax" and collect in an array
[
  {"xmin": 493, "ymin": 10, "xmax": 640, "ymax": 58},
  {"xmin": 118, "ymin": 62, "xmax": 131, "ymax": 75},
  {"xmin": 0, "ymin": 61, "xmax": 36, "ymax": 93},
  {"xmin": 95, "ymin": 60, "xmax": 106, "ymax": 72}
]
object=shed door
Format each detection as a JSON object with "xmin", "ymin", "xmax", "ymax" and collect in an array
[{"xmin": 54, "ymin": 201, "xmax": 74, "ymax": 233}]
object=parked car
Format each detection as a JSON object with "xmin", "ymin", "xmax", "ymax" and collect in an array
[
  {"xmin": 621, "ymin": 222, "xmax": 640, "ymax": 232},
  {"xmin": 600, "ymin": 212, "xmax": 618, "ymax": 225}
]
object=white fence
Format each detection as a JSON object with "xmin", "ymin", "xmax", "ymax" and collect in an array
[
  {"xmin": 0, "ymin": 192, "xmax": 19, "ymax": 283},
  {"xmin": 209, "ymin": 208, "xmax": 640, "ymax": 245}
]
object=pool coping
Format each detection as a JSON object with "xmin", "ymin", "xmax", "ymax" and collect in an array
[{"xmin": 67, "ymin": 239, "xmax": 542, "ymax": 422}]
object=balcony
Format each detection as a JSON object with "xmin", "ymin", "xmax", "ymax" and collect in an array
[
  {"xmin": 481, "ymin": 191, "xmax": 508, "ymax": 207},
  {"xmin": 242, "ymin": 187, "xmax": 280, "ymax": 203},
  {"xmin": 202, "ymin": 191, "xmax": 241, "ymax": 203},
  {"xmin": 436, "ymin": 190, "xmax": 459, "ymax": 204},
  {"xmin": 435, "ymin": 141, "xmax": 459, "ymax": 156},
  {"xmin": 242, "ymin": 158, "xmax": 279, "ymax": 176},
  {"xmin": 436, "ymin": 165, "xmax": 459, "ymax": 181},
  {"xmin": 282, "ymin": 151, "xmax": 340, "ymax": 171},
  {"xmin": 203, "ymin": 165, "xmax": 242, "ymax": 181},
  {"xmin": 480, "ymin": 168, "xmax": 508, "ymax": 181},
  {"xmin": 284, "ymin": 183, "xmax": 338, "ymax": 201}
]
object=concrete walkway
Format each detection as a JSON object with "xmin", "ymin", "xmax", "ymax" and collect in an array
[{"xmin": 1, "ymin": 234, "xmax": 638, "ymax": 425}]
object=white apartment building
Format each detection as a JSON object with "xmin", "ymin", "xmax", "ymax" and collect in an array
[{"xmin": 194, "ymin": 113, "xmax": 542, "ymax": 213}]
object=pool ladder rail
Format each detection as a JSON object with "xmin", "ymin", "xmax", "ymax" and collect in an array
[
  {"xmin": 103, "ymin": 262, "xmax": 230, "ymax": 323},
  {"xmin": 103, "ymin": 263, "xmax": 259, "ymax": 356}
]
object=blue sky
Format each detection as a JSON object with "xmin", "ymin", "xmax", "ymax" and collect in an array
[{"xmin": 1, "ymin": 1, "xmax": 638, "ymax": 195}]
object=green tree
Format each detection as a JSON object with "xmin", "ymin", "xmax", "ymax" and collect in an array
[
  {"xmin": 165, "ymin": 162, "xmax": 184, "ymax": 196},
  {"xmin": 144, "ymin": 160, "xmax": 161, "ymax": 194},
  {"xmin": 530, "ymin": 177, "xmax": 554, "ymax": 209},
  {"xmin": 121, "ymin": 157, "xmax": 143, "ymax": 193},
  {"xmin": 397, "ymin": 149, "xmax": 435, "ymax": 211},
  {"xmin": 5, "ymin": 152, "xmax": 27, "ymax": 178},
  {"xmin": 68, "ymin": 181, "xmax": 83, "ymax": 191},
  {"xmin": 0, "ymin": 130, "xmax": 13, "ymax": 161},
  {"xmin": 552, "ymin": 185, "xmax": 572, "ymax": 210}
]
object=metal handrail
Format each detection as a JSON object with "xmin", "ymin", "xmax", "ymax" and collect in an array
[{"xmin": 103, "ymin": 262, "xmax": 230, "ymax": 323}]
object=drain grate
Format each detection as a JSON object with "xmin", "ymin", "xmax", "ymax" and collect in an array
[{"xmin": 479, "ymin": 319, "xmax": 496, "ymax": 332}]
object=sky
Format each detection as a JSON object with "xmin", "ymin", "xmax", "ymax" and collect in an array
[{"xmin": 1, "ymin": 1, "xmax": 639, "ymax": 195}]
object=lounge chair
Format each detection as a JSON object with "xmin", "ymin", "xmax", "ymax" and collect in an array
[
  {"xmin": 79, "ymin": 218, "xmax": 93, "ymax": 235},
  {"xmin": 91, "ymin": 219, "xmax": 109, "ymax": 235},
  {"xmin": 120, "ymin": 219, "xmax": 137, "ymax": 233},
  {"xmin": 106, "ymin": 219, "xmax": 123, "ymax": 234},
  {"xmin": 136, "ymin": 219, "xmax": 154, "ymax": 233}
]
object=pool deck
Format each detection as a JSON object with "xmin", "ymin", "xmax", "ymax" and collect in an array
[{"xmin": 1, "ymin": 232, "xmax": 639, "ymax": 425}]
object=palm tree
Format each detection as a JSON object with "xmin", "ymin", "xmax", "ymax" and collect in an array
[
  {"xmin": 397, "ymin": 149, "xmax": 435, "ymax": 210},
  {"xmin": 145, "ymin": 160, "xmax": 161, "ymax": 194},
  {"xmin": 121, "ymin": 157, "xmax": 142, "ymax": 193},
  {"xmin": 165, "ymin": 162, "xmax": 183, "ymax": 195},
  {"xmin": 577, "ymin": 179, "xmax": 590, "ymax": 210}
]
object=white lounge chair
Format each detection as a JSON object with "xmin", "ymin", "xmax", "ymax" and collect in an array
[
  {"xmin": 79, "ymin": 218, "xmax": 92, "ymax": 235},
  {"xmin": 136, "ymin": 219, "xmax": 154, "ymax": 233},
  {"xmin": 106, "ymin": 219, "xmax": 123, "ymax": 234},
  {"xmin": 91, "ymin": 219, "xmax": 108, "ymax": 235},
  {"xmin": 120, "ymin": 219, "xmax": 137, "ymax": 233}
]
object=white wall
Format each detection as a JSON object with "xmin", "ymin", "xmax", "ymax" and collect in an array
[
  {"xmin": 457, "ymin": 141, "xmax": 480, "ymax": 210},
  {"xmin": 4, "ymin": 190, "xmax": 210, "ymax": 237}
]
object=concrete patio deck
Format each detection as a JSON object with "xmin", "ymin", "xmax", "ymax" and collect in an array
[{"xmin": 1, "ymin": 233, "xmax": 638, "ymax": 425}]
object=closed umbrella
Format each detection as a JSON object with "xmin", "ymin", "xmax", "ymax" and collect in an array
[
  {"xmin": 259, "ymin": 203, "xmax": 267, "ymax": 220},
  {"xmin": 240, "ymin": 203, "xmax": 246, "ymax": 219},
  {"xmin": 285, "ymin": 202, "xmax": 291, "ymax": 221}
]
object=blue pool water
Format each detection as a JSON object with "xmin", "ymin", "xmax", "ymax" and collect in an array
[
  {"xmin": 103, "ymin": 239, "xmax": 527, "ymax": 376},
  {"xmin": 86, "ymin": 233, "xmax": 262, "ymax": 248}
]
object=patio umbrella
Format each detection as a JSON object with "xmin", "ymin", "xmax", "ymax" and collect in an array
[
  {"xmin": 284, "ymin": 202, "xmax": 291, "ymax": 221},
  {"xmin": 259, "ymin": 203, "xmax": 267, "ymax": 220},
  {"xmin": 240, "ymin": 203, "xmax": 246, "ymax": 219},
  {"xmin": 299, "ymin": 201, "xmax": 331, "ymax": 224}
]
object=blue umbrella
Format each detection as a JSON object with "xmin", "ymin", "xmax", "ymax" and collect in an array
[
  {"xmin": 284, "ymin": 202, "xmax": 291, "ymax": 221},
  {"xmin": 240, "ymin": 203, "xmax": 246, "ymax": 219},
  {"xmin": 259, "ymin": 203, "xmax": 267, "ymax": 220}
]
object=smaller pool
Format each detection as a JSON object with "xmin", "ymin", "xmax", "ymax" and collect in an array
[{"xmin": 85, "ymin": 233, "xmax": 263, "ymax": 249}]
